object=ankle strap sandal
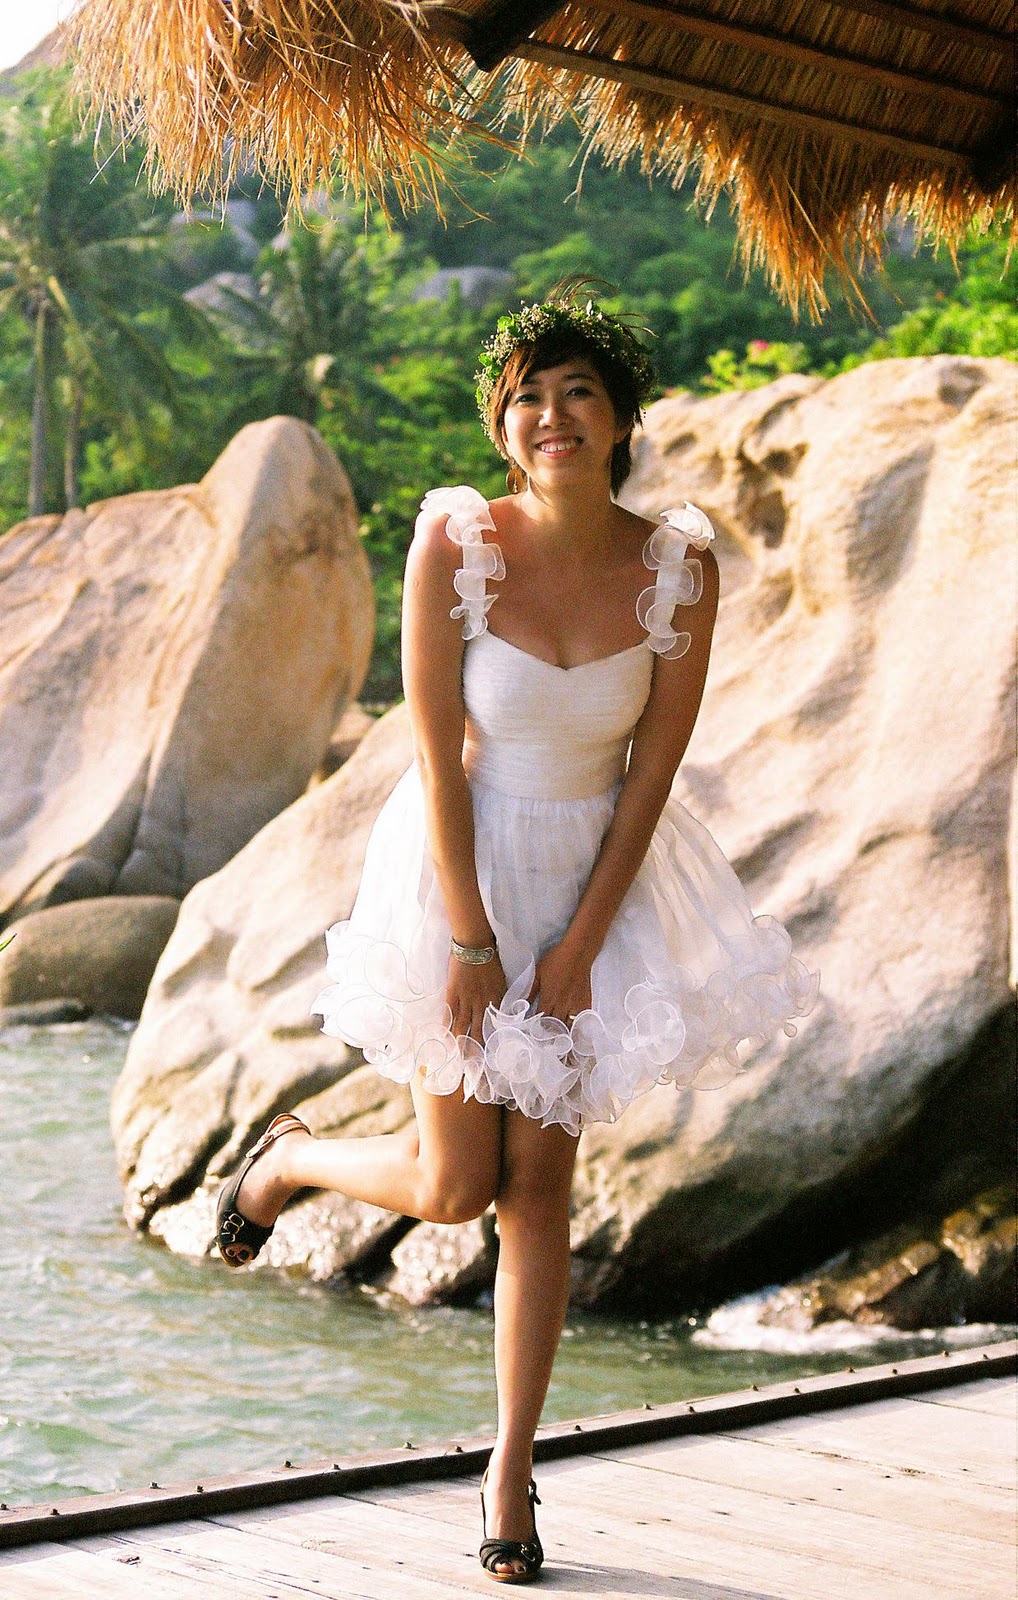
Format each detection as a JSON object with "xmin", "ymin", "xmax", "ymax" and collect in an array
[{"xmin": 479, "ymin": 1472, "xmax": 544, "ymax": 1584}]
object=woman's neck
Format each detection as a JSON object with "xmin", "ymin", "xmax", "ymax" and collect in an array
[{"xmin": 515, "ymin": 478, "xmax": 619, "ymax": 554}]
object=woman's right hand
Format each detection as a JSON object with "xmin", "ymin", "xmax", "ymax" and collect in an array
[{"xmin": 446, "ymin": 952, "xmax": 507, "ymax": 1048}]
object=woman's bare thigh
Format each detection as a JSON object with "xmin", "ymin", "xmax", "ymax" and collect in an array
[
  {"xmin": 497, "ymin": 1107, "xmax": 579, "ymax": 1210},
  {"xmin": 408, "ymin": 1072, "xmax": 504, "ymax": 1220}
]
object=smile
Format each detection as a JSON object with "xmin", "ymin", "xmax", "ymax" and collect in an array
[{"xmin": 537, "ymin": 439, "xmax": 580, "ymax": 456}]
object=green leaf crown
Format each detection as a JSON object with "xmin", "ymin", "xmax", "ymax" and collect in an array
[{"xmin": 475, "ymin": 296, "xmax": 656, "ymax": 436}]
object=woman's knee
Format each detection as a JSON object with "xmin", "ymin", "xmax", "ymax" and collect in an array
[
  {"xmin": 418, "ymin": 1175, "xmax": 497, "ymax": 1226},
  {"xmin": 496, "ymin": 1162, "xmax": 573, "ymax": 1225},
  {"xmin": 414, "ymin": 1144, "xmax": 500, "ymax": 1223}
]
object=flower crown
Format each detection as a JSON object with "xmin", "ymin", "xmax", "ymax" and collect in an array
[{"xmin": 475, "ymin": 297, "xmax": 657, "ymax": 437}]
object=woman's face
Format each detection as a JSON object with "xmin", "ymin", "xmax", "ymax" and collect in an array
[{"xmin": 500, "ymin": 360, "xmax": 628, "ymax": 488}]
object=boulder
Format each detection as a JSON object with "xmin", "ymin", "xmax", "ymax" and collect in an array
[
  {"xmin": 148, "ymin": 1064, "xmax": 414, "ymax": 1277},
  {"xmin": 0, "ymin": 896, "xmax": 180, "ymax": 1019},
  {"xmin": 566, "ymin": 354, "xmax": 1017, "ymax": 1306},
  {"xmin": 624, "ymin": 372, "xmax": 823, "ymax": 588},
  {"xmin": 386, "ymin": 1215, "xmax": 497, "ymax": 1307},
  {"xmin": 756, "ymin": 1186, "xmax": 1017, "ymax": 1332},
  {"xmin": 310, "ymin": 702, "xmax": 377, "ymax": 785},
  {"xmin": 0, "ymin": 417, "xmax": 373, "ymax": 925},
  {"xmin": 0, "ymin": 998, "xmax": 89, "ymax": 1028},
  {"xmin": 112, "ymin": 357, "xmax": 1016, "ymax": 1320},
  {"xmin": 112, "ymin": 703, "xmax": 414, "ymax": 1227}
]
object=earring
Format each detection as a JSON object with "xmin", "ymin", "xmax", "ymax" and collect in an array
[{"xmin": 506, "ymin": 464, "xmax": 526, "ymax": 494}]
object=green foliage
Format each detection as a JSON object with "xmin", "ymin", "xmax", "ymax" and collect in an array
[
  {"xmin": 0, "ymin": 70, "xmax": 1012, "ymax": 704},
  {"xmin": 0, "ymin": 70, "xmax": 215, "ymax": 515},
  {"xmin": 702, "ymin": 340, "xmax": 812, "ymax": 392},
  {"xmin": 837, "ymin": 237, "xmax": 1017, "ymax": 368}
]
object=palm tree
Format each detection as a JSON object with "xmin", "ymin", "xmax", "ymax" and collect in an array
[
  {"xmin": 206, "ymin": 212, "xmax": 415, "ymax": 436},
  {"xmin": 0, "ymin": 74, "xmax": 210, "ymax": 514}
]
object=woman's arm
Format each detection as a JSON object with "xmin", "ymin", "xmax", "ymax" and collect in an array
[
  {"xmin": 532, "ymin": 546, "xmax": 720, "ymax": 1020},
  {"xmin": 401, "ymin": 512, "xmax": 507, "ymax": 1039}
]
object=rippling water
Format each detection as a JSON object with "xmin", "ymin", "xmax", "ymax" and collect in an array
[{"xmin": 1, "ymin": 1020, "xmax": 1009, "ymax": 1507}]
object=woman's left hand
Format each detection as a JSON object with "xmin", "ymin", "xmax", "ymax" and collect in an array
[{"xmin": 528, "ymin": 937, "xmax": 595, "ymax": 1027}]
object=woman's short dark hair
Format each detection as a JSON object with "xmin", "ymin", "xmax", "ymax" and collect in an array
[{"xmin": 486, "ymin": 328, "xmax": 645, "ymax": 497}]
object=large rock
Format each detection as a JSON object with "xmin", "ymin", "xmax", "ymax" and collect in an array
[
  {"xmin": 0, "ymin": 896, "xmax": 180, "ymax": 1019},
  {"xmin": 386, "ymin": 1215, "xmax": 498, "ymax": 1307},
  {"xmin": 0, "ymin": 417, "xmax": 373, "ymax": 925},
  {"xmin": 756, "ymin": 1185, "xmax": 1017, "ymax": 1332},
  {"xmin": 112, "ymin": 357, "xmax": 1016, "ymax": 1318},
  {"xmin": 568, "ymin": 353, "xmax": 1017, "ymax": 1304},
  {"xmin": 112, "ymin": 704, "xmax": 414, "ymax": 1227},
  {"xmin": 148, "ymin": 1064, "xmax": 414, "ymax": 1278}
]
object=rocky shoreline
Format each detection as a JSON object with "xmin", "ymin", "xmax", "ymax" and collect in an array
[{"xmin": 2, "ymin": 359, "xmax": 1015, "ymax": 1328}]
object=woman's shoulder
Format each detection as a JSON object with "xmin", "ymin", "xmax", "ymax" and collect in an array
[
  {"xmin": 643, "ymin": 502, "xmax": 717, "ymax": 571},
  {"xmin": 415, "ymin": 485, "xmax": 495, "ymax": 542},
  {"xmin": 410, "ymin": 487, "xmax": 505, "ymax": 641}
]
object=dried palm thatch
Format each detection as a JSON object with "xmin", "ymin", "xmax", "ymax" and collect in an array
[
  {"xmin": 69, "ymin": 0, "xmax": 492, "ymax": 214},
  {"xmin": 69, "ymin": 0, "xmax": 1015, "ymax": 312}
]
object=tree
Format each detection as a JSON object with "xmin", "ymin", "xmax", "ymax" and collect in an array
[
  {"xmin": 208, "ymin": 213, "xmax": 420, "ymax": 436},
  {"xmin": 0, "ymin": 75, "xmax": 209, "ymax": 514}
]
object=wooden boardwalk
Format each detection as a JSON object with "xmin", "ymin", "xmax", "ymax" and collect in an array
[{"xmin": 1, "ymin": 1356, "xmax": 1014, "ymax": 1598}]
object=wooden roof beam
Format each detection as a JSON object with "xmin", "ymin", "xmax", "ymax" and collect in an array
[
  {"xmin": 826, "ymin": 0, "xmax": 1014, "ymax": 56},
  {"xmin": 600, "ymin": 1, "xmax": 1013, "ymax": 109},
  {"xmin": 431, "ymin": 0, "xmax": 569, "ymax": 71},
  {"xmin": 514, "ymin": 39, "xmax": 972, "ymax": 168}
]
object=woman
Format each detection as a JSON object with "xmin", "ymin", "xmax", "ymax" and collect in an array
[{"xmin": 216, "ymin": 294, "xmax": 818, "ymax": 1584}]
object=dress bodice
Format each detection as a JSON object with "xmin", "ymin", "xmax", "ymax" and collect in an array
[
  {"xmin": 417, "ymin": 485, "xmax": 715, "ymax": 803},
  {"xmin": 462, "ymin": 631, "xmax": 653, "ymax": 800}
]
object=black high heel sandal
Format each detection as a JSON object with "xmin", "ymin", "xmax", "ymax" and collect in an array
[
  {"xmin": 479, "ymin": 1470, "xmax": 544, "ymax": 1584},
  {"xmin": 215, "ymin": 1113, "xmax": 310, "ymax": 1266}
]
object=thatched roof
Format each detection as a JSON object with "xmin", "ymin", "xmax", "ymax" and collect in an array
[{"xmin": 69, "ymin": 1, "xmax": 1015, "ymax": 311}]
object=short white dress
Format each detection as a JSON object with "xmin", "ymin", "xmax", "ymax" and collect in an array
[{"xmin": 312, "ymin": 486, "xmax": 818, "ymax": 1135}]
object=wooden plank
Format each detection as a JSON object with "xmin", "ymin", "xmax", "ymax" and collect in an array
[
  {"xmin": 209, "ymin": 1499, "xmax": 496, "ymax": 1596},
  {"xmin": 73, "ymin": 1518, "xmax": 476, "ymax": 1600},
  {"xmin": 716, "ymin": 1394, "xmax": 1016, "ymax": 1489},
  {"xmin": 0, "ymin": 1540, "xmax": 210, "ymax": 1600},
  {"xmin": 910, "ymin": 1377, "xmax": 1017, "ymax": 1418},
  {"xmin": 350, "ymin": 1454, "xmax": 1012, "ymax": 1600},
  {"xmin": 552, "ymin": 1456, "xmax": 1013, "ymax": 1600},
  {"xmin": 217, "ymin": 1487, "xmax": 826, "ymax": 1600},
  {"xmin": 134, "ymin": 1494, "xmax": 782, "ymax": 1599},
  {"xmin": 457, "ymin": 0, "xmax": 566, "ymax": 71},
  {"xmin": 592, "ymin": 1429, "xmax": 1015, "ymax": 1544}
]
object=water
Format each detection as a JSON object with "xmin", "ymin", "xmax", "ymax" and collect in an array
[{"xmin": 1, "ymin": 1020, "xmax": 1010, "ymax": 1507}]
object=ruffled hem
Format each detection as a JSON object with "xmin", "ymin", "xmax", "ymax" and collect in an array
[{"xmin": 312, "ymin": 913, "xmax": 818, "ymax": 1138}]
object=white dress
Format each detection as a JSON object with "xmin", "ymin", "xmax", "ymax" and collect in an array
[{"xmin": 312, "ymin": 486, "xmax": 818, "ymax": 1135}]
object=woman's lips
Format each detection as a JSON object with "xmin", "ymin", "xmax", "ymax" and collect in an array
[{"xmin": 536, "ymin": 438, "xmax": 581, "ymax": 456}]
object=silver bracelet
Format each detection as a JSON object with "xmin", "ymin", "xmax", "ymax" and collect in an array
[{"xmin": 450, "ymin": 936, "xmax": 497, "ymax": 966}]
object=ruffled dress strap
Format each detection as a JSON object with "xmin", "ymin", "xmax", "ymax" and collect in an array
[
  {"xmin": 637, "ymin": 501, "xmax": 716, "ymax": 660},
  {"xmin": 418, "ymin": 485, "xmax": 506, "ymax": 641}
]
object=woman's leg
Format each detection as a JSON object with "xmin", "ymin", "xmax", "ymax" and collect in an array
[
  {"xmin": 232, "ymin": 1076, "xmax": 502, "ymax": 1227},
  {"xmin": 483, "ymin": 1111, "xmax": 579, "ymax": 1575}
]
